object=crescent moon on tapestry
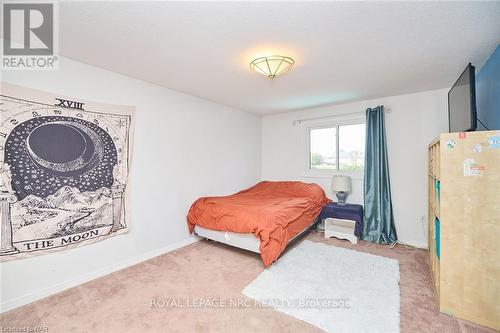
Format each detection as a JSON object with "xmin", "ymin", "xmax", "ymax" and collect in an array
[
  {"xmin": 26, "ymin": 121, "xmax": 105, "ymax": 175},
  {"xmin": 6, "ymin": 116, "xmax": 116, "ymax": 199}
]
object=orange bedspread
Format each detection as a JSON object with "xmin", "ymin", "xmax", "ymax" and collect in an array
[{"xmin": 187, "ymin": 181, "xmax": 330, "ymax": 267}]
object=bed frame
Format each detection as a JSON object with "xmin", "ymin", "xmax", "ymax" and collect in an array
[{"xmin": 194, "ymin": 217, "xmax": 319, "ymax": 253}]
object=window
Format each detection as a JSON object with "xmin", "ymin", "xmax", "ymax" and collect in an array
[{"xmin": 309, "ymin": 123, "xmax": 365, "ymax": 172}]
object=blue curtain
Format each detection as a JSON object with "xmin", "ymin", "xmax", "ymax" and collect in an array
[{"xmin": 361, "ymin": 106, "xmax": 398, "ymax": 244}]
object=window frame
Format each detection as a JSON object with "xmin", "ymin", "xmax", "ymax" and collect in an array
[{"xmin": 305, "ymin": 118, "xmax": 366, "ymax": 178}]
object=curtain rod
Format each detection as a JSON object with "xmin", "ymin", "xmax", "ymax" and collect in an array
[{"xmin": 291, "ymin": 106, "xmax": 391, "ymax": 126}]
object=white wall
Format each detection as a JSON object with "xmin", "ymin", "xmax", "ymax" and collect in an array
[
  {"xmin": 0, "ymin": 57, "xmax": 261, "ymax": 311},
  {"xmin": 261, "ymin": 89, "xmax": 449, "ymax": 248}
]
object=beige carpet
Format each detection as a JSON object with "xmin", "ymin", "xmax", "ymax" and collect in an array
[{"xmin": 1, "ymin": 232, "xmax": 497, "ymax": 333}]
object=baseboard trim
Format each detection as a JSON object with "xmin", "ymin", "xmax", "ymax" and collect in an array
[
  {"xmin": 0, "ymin": 236, "xmax": 201, "ymax": 314},
  {"xmin": 398, "ymin": 240, "xmax": 428, "ymax": 249}
]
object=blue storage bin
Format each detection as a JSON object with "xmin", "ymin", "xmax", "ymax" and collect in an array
[{"xmin": 435, "ymin": 218, "xmax": 440, "ymax": 259}]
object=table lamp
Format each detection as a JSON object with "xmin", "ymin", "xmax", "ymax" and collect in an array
[{"xmin": 332, "ymin": 175, "xmax": 351, "ymax": 205}]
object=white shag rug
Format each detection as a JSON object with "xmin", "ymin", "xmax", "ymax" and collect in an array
[{"xmin": 243, "ymin": 240, "xmax": 400, "ymax": 333}]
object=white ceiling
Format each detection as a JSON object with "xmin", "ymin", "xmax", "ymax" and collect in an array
[{"xmin": 58, "ymin": 1, "xmax": 500, "ymax": 115}]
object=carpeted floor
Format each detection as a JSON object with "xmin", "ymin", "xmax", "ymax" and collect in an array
[{"xmin": 1, "ymin": 231, "xmax": 497, "ymax": 333}]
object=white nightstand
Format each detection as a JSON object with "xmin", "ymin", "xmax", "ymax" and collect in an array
[{"xmin": 324, "ymin": 218, "xmax": 357, "ymax": 244}]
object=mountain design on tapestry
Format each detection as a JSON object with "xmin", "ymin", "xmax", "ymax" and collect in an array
[
  {"xmin": 20, "ymin": 195, "xmax": 51, "ymax": 210},
  {"xmin": 12, "ymin": 186, "xmax": 114, "ymax": 240},
  {"xmin": 45, "ymin": 186, "xmax": 111, "ymax": 210}
]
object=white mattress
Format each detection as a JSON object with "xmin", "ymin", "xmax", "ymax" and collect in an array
[
  {"xmin": 194, "ymin": 225, "xmax": 261, "ymax": 253},
  {"xmin": 193, "ymin": 218, "xmax": 318, "ymax": 254}
]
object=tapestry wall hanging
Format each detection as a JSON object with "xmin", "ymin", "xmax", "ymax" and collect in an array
[{"xmin": 0, "ymin": 83, "xmax": 134, "ymax": 261}]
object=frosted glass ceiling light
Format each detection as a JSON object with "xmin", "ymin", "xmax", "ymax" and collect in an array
[{"xmin": 250, "ymin": 55, "xmax": 295, "ymax": 79}]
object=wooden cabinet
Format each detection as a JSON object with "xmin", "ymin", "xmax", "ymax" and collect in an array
[{"xmin": 428, "ymin": 131, "xmax": 500, "ymax": 331}]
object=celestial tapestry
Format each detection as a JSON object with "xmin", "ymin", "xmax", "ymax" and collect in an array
[{"xmin": 0, "ymin": 83, "xmax": 134, "ymax": 261}]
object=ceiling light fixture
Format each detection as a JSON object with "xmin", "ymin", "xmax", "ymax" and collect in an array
[{"xmin": 250, "ymin": 55, "xmax": 295, "ymax": 79}]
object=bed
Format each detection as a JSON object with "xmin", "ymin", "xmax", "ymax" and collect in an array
[{"xmin": 187, "ymin": 181, "xmax": 330, "ymax": 266}]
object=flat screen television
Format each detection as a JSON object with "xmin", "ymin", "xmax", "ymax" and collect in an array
[{"xmin": 448, "ymin": 63, "xmax": 477, "ymax": 132}]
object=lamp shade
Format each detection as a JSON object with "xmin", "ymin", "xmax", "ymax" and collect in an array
[
  {"xmin": 250, "ymin": 55, "xmax": 295, "ymax": 79},
  {"xmin": 332, "ymin": 175, "xmax": 351, "ymax": 193}
]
